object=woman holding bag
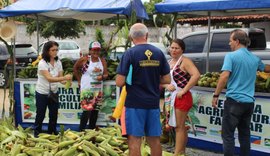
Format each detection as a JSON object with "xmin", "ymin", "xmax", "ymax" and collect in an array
[
  {"xmin": 73, "ymin": 41, "xmax": 108, "ymax": 131},
  {"xmin": 163, "ymin": 39, "xmax": 200, "ymax": 156},
  {"xmin": 34, "ymin": 41, "xmax": 72, "ymax": 137}
]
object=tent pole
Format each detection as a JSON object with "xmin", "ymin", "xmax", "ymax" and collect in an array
[
  {"xmin": 12, "ymin": 37, "xmax": 16, "ymax": 78},
  {"xmin": 36, "ymin": 14, "xmax": 40, "ymax": 54},
  {"xmin": 206, "ymin": 11, "xmax": 211, "ymax": 73},
  {"xmin": 174, "ymin": 18, "xmax": 177, "ymax": 39}
]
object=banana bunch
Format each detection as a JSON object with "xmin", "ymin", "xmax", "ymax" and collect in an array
[
  {"xmin": 107, "ymin": 59, "xmax": 120, "ymax": 80},
  {"xmin": 257, "ymin": 71, "xmax": 270, "ymax": 80},
  {"xmin": 256, "ymin": 71, "xmax": 270, "ymax": 92},
  {"xmin": 31, "ymin": 55, "xmax": 42, "ymax": 67},
  {"xmin": 17, "ymin": 65, "xmax": 38, "ymax": 78}
]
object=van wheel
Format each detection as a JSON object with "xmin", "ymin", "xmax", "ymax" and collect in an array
[{"xmin": 0, "ymin": 70, "xmax": 8, "ymax": 88}]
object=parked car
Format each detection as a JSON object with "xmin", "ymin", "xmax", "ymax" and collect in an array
[
  {"xmin": 109, "ymin": 46, "xmax": 125, "ymax": 60},
  {"xmin": 180, "ymin": 28, "xmax": 270, "ymax": 74},
  {"xmin": 39, "ymin": 40, "xmax": 81, "ymax": 61},
  {"xmin": 149, "ymin": 42, "xmax": 170, "ymax": 60},
  {"xmin": 109, "ymin": 42, "xmax": 170, "ymax": 60},
  {"xmin": 0, "ymin": 43, "xmax": 38, "ymax": 87}
]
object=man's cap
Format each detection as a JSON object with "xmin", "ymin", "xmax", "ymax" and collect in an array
[{"xmin": 89, "ymin": 41, "xmax": 101, "ymax": 50}]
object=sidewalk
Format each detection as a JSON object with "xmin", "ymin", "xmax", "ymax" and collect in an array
[
  {"xmin": 186, "ymin": 147, "xmax": 223, "ymax": 156},
  {"xmin": 162, "ymin": 144, "xmax": 223, "ymax": 156}
]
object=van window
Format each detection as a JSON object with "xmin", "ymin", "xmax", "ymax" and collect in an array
[
  {"xmin": 210, "ymin": 33, "xmax": 231, "ymax": 52},
  {"xmin": 248, "ymin": 32, "xmax": 266, "ymax": 50},
  {"xmin": 58, "ymin": 42, "xmax": 79, "ymax": 50},
  {"xmin": 15, "ymin": 47, "xmax": 37, "ymax": 56},
  {"xmin": 183, "ymin": 34, "xmax": 207, "ymax": 53},
  {"xmin": 0, "ymin": 44, "xmax": 8, "ymax": 55}
]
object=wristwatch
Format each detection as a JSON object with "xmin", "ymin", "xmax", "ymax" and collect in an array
[{"xmin": 213, "ymin": 93, "xmax": 219, "ymax": 98}]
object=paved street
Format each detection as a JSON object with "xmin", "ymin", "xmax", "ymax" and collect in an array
[{"xmin": 163, "ymin": 144, "xmax": 223, "ymax": 156}]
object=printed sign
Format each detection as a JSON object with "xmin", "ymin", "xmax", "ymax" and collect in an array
[
  {"xmin": 21, "ymin": 80, "xmax": 118, "ymax": 126},
  {"xmin": 188, "ymin": 89, "xmax": 270, "ymax": 153}
]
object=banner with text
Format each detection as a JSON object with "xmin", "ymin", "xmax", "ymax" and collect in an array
[
  {"xmin": 188, "ymin": 89, "xmax": 270, "ymax": 153},
  {"xmin": 21, "ymin": 81, "xmax": 118, "ymax": 126}
]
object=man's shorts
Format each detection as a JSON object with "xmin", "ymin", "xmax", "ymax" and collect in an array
[
  {"xmin": 174, "ymin": 91, "xmax": 193, "ymax": 112},
  {"xmin": 125, "ymin": 108, "xmax": 161, "ymax": 137}
]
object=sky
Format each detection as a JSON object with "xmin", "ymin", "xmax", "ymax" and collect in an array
[{"xmin": 141, "ymin": 0, "xmax": 150, "ymax": 3}]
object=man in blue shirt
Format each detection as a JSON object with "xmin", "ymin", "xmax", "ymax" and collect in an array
[
  {"xmin": 116, "ymin": 23, "xmax": 171, "ymax": 156},
  {"xmin": 212, "ymin": 29, "xmax": 270, "ymax": 156}
]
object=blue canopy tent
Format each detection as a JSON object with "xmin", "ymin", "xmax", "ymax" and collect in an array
[
  {"xmin": 0, "ymin": 0, "xmax": 148, "ymax": 20},
  {"xmin": 0, "ymin": 0, "xmax": 148, "ymax": 50},
  {"xmin": 155, "ymin": 0, "xmax": 270, "ymax": 72},
  {"xmin": 0, "ymin": 0, "xmax": 148, "ymax": 131},
  {"xmin": 0, "ymin": 0, "xmax": 149, "ymax": 58},
  {"xmin": 155, "ymin": 1, "xmax": 270, "ymax": 155},
  {"xmin": 155, "ymin": 0, "xmax": 270, "ymax": 16}
]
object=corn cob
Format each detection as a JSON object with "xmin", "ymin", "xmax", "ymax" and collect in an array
[
  {"xmin": 62, "ymin": 146, "xmax": 77, "ymax": 156},
  {"xmin": 10, "ymin": 143, "xmax": 21, "ymax": 156},
  {"xmin": 55, "ymin": 149, "xmax": 66, "ymax": 156},
  {"xmin": 1, "ymin": 135, "xmax": 16, "ymax": 147},
  {"xmin": 58, "ymin": 140, "xmax": 76, "ymax": 148},
  {"xmin": 99, "ymin": 144, "xmax": 119, "ymax": 156},
  {"xmin": 82, "ymin": 144, "xmax": 101, "ymax": 156}
]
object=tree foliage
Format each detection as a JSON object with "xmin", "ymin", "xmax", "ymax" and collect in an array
[
  {"xmin": 24, "ymin": 18, "xmax": 85, "ymax": 39},
  {"xmin": 0, "ymin": 0, "xmax": 10, "ymax": 8},
  {"xmin": 144, "ymin": 0, "xmax": 162, "ymax": 15}
]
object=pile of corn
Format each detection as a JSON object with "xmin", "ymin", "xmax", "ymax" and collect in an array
[{"xmin": 0, "ymin": 118, "xmax": 173, "ymax": 156}]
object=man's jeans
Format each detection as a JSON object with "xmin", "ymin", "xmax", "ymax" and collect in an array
[{"xmin": 222, "ymin": 97, "xmax": 254, "ymax": 156}]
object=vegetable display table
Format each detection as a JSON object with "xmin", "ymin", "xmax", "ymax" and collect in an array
[
  {"xmin": 187, "ymin": 86, "xmax": 270, "ymax": 155},
  {"xmin": 14, "ymin": 79, "xmax": 119, "ymax": 131}
]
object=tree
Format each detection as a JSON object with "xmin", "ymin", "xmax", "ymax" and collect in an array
[
  {"xmin": 0, "ymin": 0, "xmax": 11, "ymax": 8},
  {"xmin": 24, "ymin": 18, "xmax": 86, "ymax": 39}
]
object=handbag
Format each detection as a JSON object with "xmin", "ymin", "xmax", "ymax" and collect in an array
[
  {"xmin": 47, "ymin": 67, "xmax": 58, "ymax": 103},
  {"xmin": 48, "ymin": 90, "xmax": 58, "ymax": 103}
]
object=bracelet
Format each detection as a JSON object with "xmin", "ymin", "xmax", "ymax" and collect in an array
[{"xmin": 213, "ymin": 93, "xmax": 219, "ymax": 98}]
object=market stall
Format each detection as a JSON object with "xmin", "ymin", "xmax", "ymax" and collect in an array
[
  {"xmin": 14, "ymin": 79, "xmax": 119, "ymax": 131},
  {"xmin": 155, "ymin": 1, "xmax": 270, "ymax": 155},
  {"xmin": 187, "ymin": 76, "xmax": 270, "ymax": 156},
  {"xmin": 188, "ymin": 86, "xmax": 270, "ymax": 155}
]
